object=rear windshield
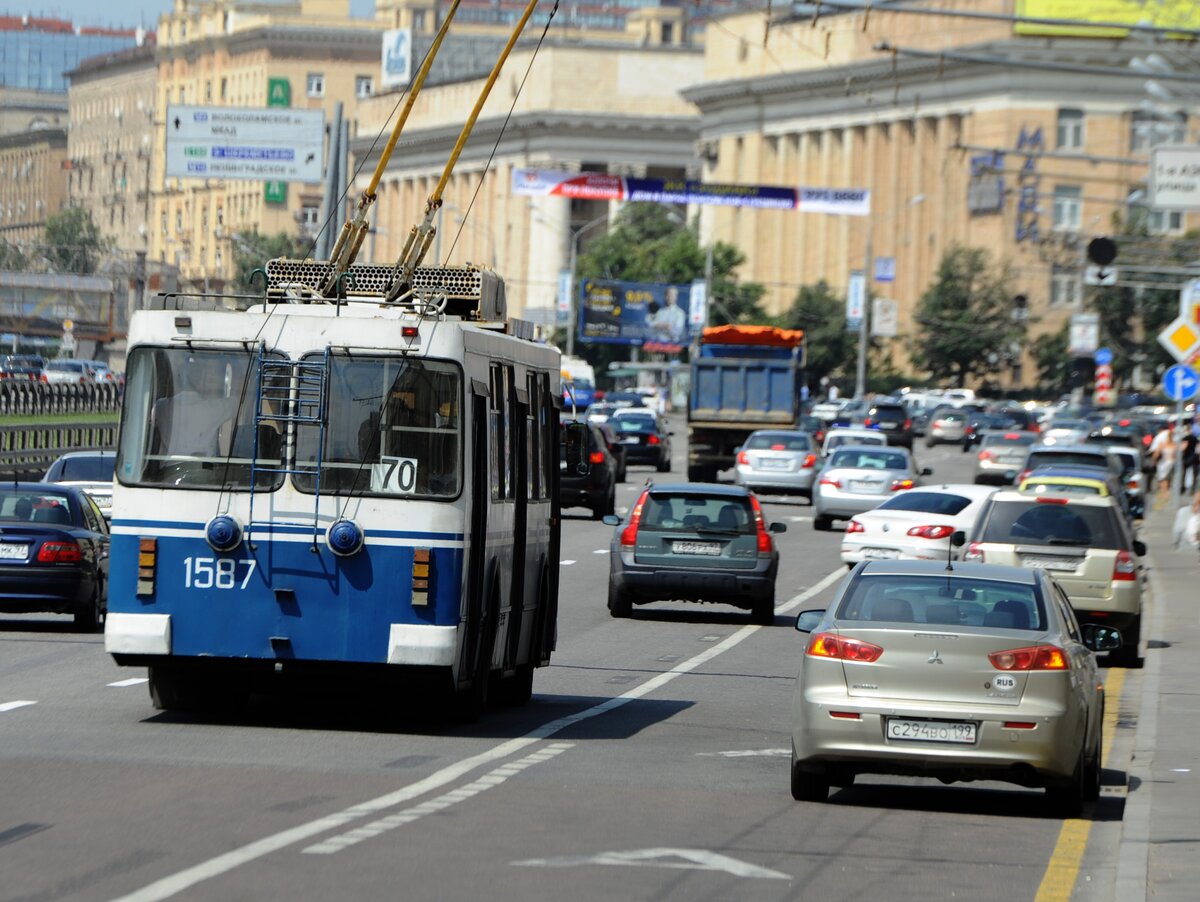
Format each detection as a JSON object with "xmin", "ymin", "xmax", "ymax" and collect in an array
[
  {"xmin": 1026, "ymin": 451, "xmax": 1109, "ymax": 471},
  {"xmin": 876, "ymin": 491, "xmax": 974, "ymax": 515},
  {"xmin": 1023, "ymin": 481, "xmax": 1103, "ymax": 496},
  {"xmin": 745, "ymin": 432, "xmax": 811, "ymax": 451},
  {"xmin": 612, "ymin": 415, "xmax": 657, "ymax": 434},
  {"xmin": 640, "ymin": 493, "xmax": 755, "ymax": 534},
  {"xmin": 0, "ymin": 491, "xmax": 74, "ymax": 523},
  {"xmin": 828, "ymin": 448, "xmax": 909, "ymax": 470},
  {"xmin": 982, "ymin": 433, "xmax": 1037, "ymax": 447},
  {"xmin": 54, "ymin": 457, "xmax": 115, "ymax": 482},
  {"xmin": 835, "ymin": 575, "xmax": 1046, "ymax": 631},
  {"xmin": 826, "ymin": 434, "xmax": 884, "ymax": 450},
  {"xmin": 978, "ymin": 499, "xmax": 1123, "ymax": 549}
]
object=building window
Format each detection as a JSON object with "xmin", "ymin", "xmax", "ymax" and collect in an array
[
  {"xmin": 1052, "ymin": 185, "xmax": 1082, "ymax": 231},
  {"xmin": 175, "ymin": 210, "xmax": 183, "ymax": 233},
  {"xmin": 220, "ymin": 77, "xmax": 227, "ymax": 100},
  {"xmin": 161, "ymin": 211, "xmax": 168, "ymax": 235},
  {"xmin": 1056, "ymin": 108, "xmax": 1084, "ymax": 149},
  {"xmin": 1049, "ymin": 266, "xmax": 1081, "ymax": 308},
  {"xmin": 661, "ymin": 21, "xmax": 674, "ymax": 44},
  {"xmin": 300, "ymin": 205, "xmax": 320, "ymax": 228},
  {"xmin": 412, "ymin": 10, "xmax": 426, "ymax": 30},
  {"xmin": 1131, "ymin": 111, "xmax": 1187, "ymax": 151},
  {"xmin": 355, "ymin": 76, "xmax": 373, "ymax": 99},
  {"xmin": 307, "ymin": 73, "xmax": 325, "ymax": 98},
  {"xmin": 216, "ymin": 206, "xmax": 224, "ymax": 226}
]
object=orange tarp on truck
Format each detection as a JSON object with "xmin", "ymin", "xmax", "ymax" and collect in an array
[{"xmin": 701, "ymin": 325, "xmax": 804, "ymax": 347}]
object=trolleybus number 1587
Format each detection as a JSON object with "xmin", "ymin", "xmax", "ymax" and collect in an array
[{"xmin": 183, "ymin": 557, "xmax": 258, "ymax": 590}]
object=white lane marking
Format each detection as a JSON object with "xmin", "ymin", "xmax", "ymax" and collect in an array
[
  {"xmin": 696, "ymin": 749, "xmax": 790, "ymax": 758},
  {"xmin": 303, "ymin": 742, "xmax": 574, "ymax": 854},
  {"xmin": 560, "ymin": 560, "xmax": 577, "ymax": 566},
  {"xmin": 787, "ymin": 515, "xmax": 813, "ymax": 522},
  {"xmin": 513, "ymin": 848, "xmax": 789, "ymax": 880},
  {"xmin": 1171, "ymin": 768, "xmax": 1192, "ymax": 773},
  {"xmin": 108, "ymin": 678, "xmax": 150, "ymax": 688},
  {"xmin": 0, "ymin": 700, "xmax": 37, "ymax": 712},
  {"xmin": 112, "ymin": 567, "xmax": 845, "ymax": 902},
  {"xmin": 593, "ymin": 548, "xmax": 609, "ymax": 555}
]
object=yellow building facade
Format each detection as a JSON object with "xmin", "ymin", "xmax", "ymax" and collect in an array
[{"xmin": 0, "ymin": 128, "xmax": 68, "ymax": 245}]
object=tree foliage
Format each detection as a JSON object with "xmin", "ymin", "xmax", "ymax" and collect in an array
[
  {"xmin": 0, "ymin": 240, "xmax": 27, "ymax": 272},
  {"xmin": 232, "ymin": 230, "xmax": 307, "ymax": 289},
  {"xmin": 1030, "ymin": 323, "xmax": 1070, "ymax": 395},
  {"xmin": 42, "ymin": 207, "xmax": 109, "ymax": 274},
  {"xmin": 911, "ymin": 245, "xmax": 1025, "ymax": 387},
  {"xmin": 776, "ymin": 280, "xmax": 853, "ymax": 394}
]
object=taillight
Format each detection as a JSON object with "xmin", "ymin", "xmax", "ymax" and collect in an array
[
  {"xmin": 863, "ymin": 417, "xmax": 874, "ymax": 427},
  {"xmin": 589, "ymin": 451, "xmax": 605, "ymax": 465},
  {"xmin": 1016, "ymin": 469, "xmax": 1031, "ymax": 484},
  {"xmin": 801, "ymin": 453, "xmax": 816, "ymax": 468},
  {"xmin": 845, "ymin": 519, "xmax": 865, "ymax": 534},
  {"xmin": 620, "ymin": 490, "xmax": 649, "ymax": 547},
  {"xmin": 988, "ymin": 645, "xmax": 1069, "ymax": 671},
  {"xmin": 647, "ymin": 435, "xmax": 660, "ymax": 445},
  {"xmin": 820, "ymin": 477, "xmax": 841, "ymax": 489},
  {"xmin": 903, "ymin": 419, "xmax": 912, "ymax": 430},
  {"xmin": 1003, "ymin": 433, "xmax": 1021, "ymax": 440},
  {"xmin": 748, "ymin": 494, "xmax": 773, "ymax": 554},
  {"xmin": 770, "ymin": 443, "xmax": 786, "ymax": 450},
  {"xmin": 1142, "ymin": 434, "xmax": 1151, "ymax": 447},
  {"xmin": 1030, "ymin": 423, "xmax": 1040, "ymax": 433},
  {"xmin": 1113, "ymin": 549, "xmax": 1137, "ymax": 581},
  {"xmin": 1036, "ymin": 496, "xmax": 1068, "ymax": 504},
  {"xmin": 37, "ymin": 540, "xmax": 81, "ymax": 563},
  {"xmin": 907, "ymin": 525, "xmax": 954, "ymax": 539},
  {"xmin": 737, "ymin": 450, "xmax": 750, "ymax": 465},
  {"xmin": 890, "ymin": 479, "xmax": 915, "ymax": 491},
  {"xmin": 978, "ymin": 450, "xmax": 992, "ymax": 461},
  {"xmin": 963, "ymin": 542, "xmax": 985, "ymax": 562},
  {"xmin": 806, "ymin": 632, "xmax": 884, "ymax": 662}
]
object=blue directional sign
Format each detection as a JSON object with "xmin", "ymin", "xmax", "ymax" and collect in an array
[
  {"xmin": 1094, "ymin": 346, "xmax": 1113, "ymax": 366},
  {"xmin": 1162, "ymin": 363, "xmax": 1200, "ymax": 402}
]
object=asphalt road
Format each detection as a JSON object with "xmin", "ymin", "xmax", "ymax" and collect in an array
[{"xmin": 0, "ymin": 433, "xmax": 1135, "ymax": 902}]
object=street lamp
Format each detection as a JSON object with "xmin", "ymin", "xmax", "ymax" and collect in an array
[
  {"xmin": 565, "ymin": 213, "xmax": 611, "ymax": 356},
  {"xmin": 854, "ymin": 193, "xmax": 925, "ymax": 400}
]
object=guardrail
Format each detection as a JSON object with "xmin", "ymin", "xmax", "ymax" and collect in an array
[{"xmin": 0, "ymin": 381, "xmax": 121, "ymax": 416}]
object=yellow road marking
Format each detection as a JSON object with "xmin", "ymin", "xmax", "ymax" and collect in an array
[{"xmin": 1034, "ymin": 667, "xmax": 1126, "ymax": 902}]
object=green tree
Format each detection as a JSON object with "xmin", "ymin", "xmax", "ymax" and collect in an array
[
  {"xmin": 43, "ymin": 207, "xmax": 109, "ymax": 274},
  {"xmin": 777, "ymin": 280, "xmax": 853, "ymax": 394},
  {"xmin": 911, "ymin": 245, "xmax": 1025, "ymax": 387},
  {"xmin": 573, "ymin": 203, "xmax": 767, "ymax": 374},
  {"xmin": 0, "ymin": 240, "xmax": 26, "ymax": 271},
  {"xmin": 1030, "ymin": 323, "xmax": 1070, "ymax": 395},
  {"xmin": 232, "ymin": 230, "xmax": 307, "ymax": 288}
]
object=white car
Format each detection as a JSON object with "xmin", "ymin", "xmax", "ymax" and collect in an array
[
  {"xmin": 820, "ymin": 427, "xmax": 886, "ymax": 459},
  {"xmin": 841, "ymin": 483, "xmax": 996, "ymax": 566},
  {"xmin": 41, "ymin": 451, "xmax": 116, "ymax": 519}
]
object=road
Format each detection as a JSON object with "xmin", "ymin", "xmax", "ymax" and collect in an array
[{"xmin": 0, "ymin": 434, "xmax": 1137, "ymax": 902}]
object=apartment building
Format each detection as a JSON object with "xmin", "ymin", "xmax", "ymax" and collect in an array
[{"xmin": 0, "ymin": 128, "xmax": 67, "ymax": 245}]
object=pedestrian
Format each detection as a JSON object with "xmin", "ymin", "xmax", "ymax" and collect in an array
[
  {"xmin": 1149, "ymin": 420, "xmax": 1178, "ymax": 501},
  {"xmin": 1181, "ymin": 418, "xmax": 1198, "ymax": 494}
]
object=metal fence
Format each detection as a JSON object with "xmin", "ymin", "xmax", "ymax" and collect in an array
[{"xmin": 0, "ymin": 381, "xmax": 121, "ymax": 417}]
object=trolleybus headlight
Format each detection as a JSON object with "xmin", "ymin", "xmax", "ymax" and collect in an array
[
  {"xmin": 205, "ymin": 515, "xmax": 244, "ymax": 553},
  {"xmin": 326, "ymin": 518, "xmax": 365, "ymax": 557}
]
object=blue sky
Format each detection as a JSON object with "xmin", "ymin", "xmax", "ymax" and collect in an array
[{"xmin": 14, "ymin": 0, "xmax": 375, "ymax": 30}]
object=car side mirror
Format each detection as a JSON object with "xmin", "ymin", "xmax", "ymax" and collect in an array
[
  {"xmin": 920, "ymin": 467, "xmax": 933, "ymax": 476},
  {"xmin": 1133, "ymin": 540, "xmax": 1147, "ymax": 557},
  {"xmin": 770, "ymin": 522, "xmax": 787, "ymax": 534},
  {"xmin": 1081, "ymin": 623, "xmax": 1123, "ymax": 652},
  {"xmin": 602, "ymin": 514, "xmax": 621, "ymax": 526},
  {"xmin": 795, "ymin": 609, "xmax": 824, "ymax": 633}
]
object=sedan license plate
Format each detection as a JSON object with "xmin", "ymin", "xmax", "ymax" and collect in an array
[
  {"xmin": 759, "ymin": 458, "xmax": 789, "ymax": 470},
  {"xmin": 672, "ymin": 541, "xmax": 720, "ymax": 556},
  {"xmin": 886, "ymin": 718, "xmax": 977, "ymax": 744},
  {"xmin": 862, "ymin": 547, "xmax": 899, "ymax": 560},
  {"xmin": 0, "ymin": 542, "xmax": 28, "ymax": 560},
  {"xmin": 1021, "ymin": 555, "xmax": 1079, "ymax": 571},
  {"xmin": 849, "ymin": 480, "xmax": 882, "ymax": 493}
]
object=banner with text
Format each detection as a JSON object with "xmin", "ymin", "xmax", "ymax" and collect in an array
[
  {"xmin": 578, "ymin": 279, "xmax": 697, "ymax": 348},
  {"xmin": 513, "ymin": 169, "xmax": 869, "ymax": 215}
]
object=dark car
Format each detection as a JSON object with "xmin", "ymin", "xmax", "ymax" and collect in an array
[
  {"xmin": 603, "ymin": 482, "xmax": 786, "ymax": 623},
  {"xmin": 963, "ymin": 408, "xmax": 1040, "ymax": 450},
  {"xmin": 862, "ymin": 402, "xmax": 913, "ymax": 448},
  {"xmin": 798, "ymin": 414, "xmax": 827, "ymax": 447},
  {"xmin": 0, "ymin": 483, "xmax": 110, "ymax": 630},
  {"xmin": 595, "ymin": 421, "xmax": 627, "ymax": 483},
  {"xmin": 610, "ymin": 408, "xmax": 672, "ymax": 472},
  {"xmin": 0, "ymin": 355, "xmax": 44, "ymax": 382},
  {"xmin": 560, "ymin": 422, "xmax": 617, "ymax": 519}
]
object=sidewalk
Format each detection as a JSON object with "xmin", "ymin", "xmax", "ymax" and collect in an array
[{"xmin": 1115, "ymin": 494, "xmax": 1200, "ymax": 901}]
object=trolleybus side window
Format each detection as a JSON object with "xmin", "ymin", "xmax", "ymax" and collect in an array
[
  {"xmin": 116, "ymin": 346, "xmax": 287, "ymax": 491},
  {"xmin": 526, "ymin": 370, "xmax": 553, "ymax": 501},
  {"xmin": 293, "ymin": 353, "xmax": 462, "ymax": 499},
  {"xmin": 489, "ymin": 363, "xmax": 513, "ymax": 501}
]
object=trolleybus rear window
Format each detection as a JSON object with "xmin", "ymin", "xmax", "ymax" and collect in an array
[
  {"xmin": 292, "ymin": 353, "xmax": 462, "ymax": 499},
  {"xmin": 116, "ymin": 347, "xmax": 287, "ymax": 491}
]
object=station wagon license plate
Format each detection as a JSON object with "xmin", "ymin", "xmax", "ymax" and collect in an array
[
  {"xmin": 862, "ymin": 547, "xmax": 899, "ymax": 560},
  {"xmin": 672, "ymin": 541, "xmax": 720, "ymax": 556},
  {"xmin": 886, "ymin": 718, "xmax": 977, "ymax": 744},
  {"xmin": 1021, "ymin": 555, "xmax": 1079, "ymax": 571},
  {"xmin": 0, "ymin": 542, "xmax": 28, "ymax": 560}
]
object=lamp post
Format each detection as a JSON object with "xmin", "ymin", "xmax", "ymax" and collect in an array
[
  {"xmin": 853, "ymin": 193, "xmax": 925, "ymax": 400},
  {"xmin": 565, "ymin": 213, "xmax": 611, "ymax": 357}
]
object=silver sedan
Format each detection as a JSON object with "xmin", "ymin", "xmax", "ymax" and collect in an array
[
  {"xmin": 790, "ymin": 560, "xmax": 1120, "ymax": 815},
  {"xmin": 812, "ymin": 445, "xmax": 930, "ymax": 531},
  {"xmin": 733, "ymin": 430, "xmax": 819, "ymax": 499}
]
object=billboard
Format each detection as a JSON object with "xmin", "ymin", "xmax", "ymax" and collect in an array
[
  {"xmin": 577, "ymin": 279, "xmax": 697, "ymax": 347},
  {"xmin": 1015, "ymin": 1, "xmax": 1200, "ymax": 37},
  {"xmin": 165, "ymin": 105, "xmax": 324, "ymax": 182},
  {"xmin": 513, "ymin": 169, "xmax": 870, "ymax": 215},
  {"xmin": 381, "ymin": 28, "xmax": 412, "ymax": 90}
]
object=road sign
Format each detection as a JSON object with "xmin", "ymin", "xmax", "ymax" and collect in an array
[
  {"xmin": 1094, "ymin": 388, "xmax": 1116, "ymax": 407},
  {"xmin": 165, "ymin": 105, "xmax": 324, "ymax": 183},
  {"xmin": 873, "ymin": 256, "xmax": 896, "ymax": 283},
  {"xmin": 1150, "ymin": 145, "xmax": 1200, "ymax": 211},
  {"xmin": 1068, "ymin": 312, "xmax": 1099, "ymax": 356},
  {"xmin": 871, "ymin": 298, "xmax": 898, "ymax": 337},
  {"xmin": 1094, "ymin": 346, "xmax": 1113, "ymax": 366},
  {"xmin": 1163, "ymin": 364, "xmax": 1200, "ymax": 402},
  {"xmin": 1094, "ymin": 363, "xmax": 1113, "ymax": 390},
  {"xmin": 845, "ymin": 271, "xmax": 865, "ymax": 332},
  {"xmin": 1085, "ymin": 265, "xmax": 1117, "ymax": 286},
  {"xmin": 1158, "ymin": 316, "xmax": 1200, "ymax": 363}
]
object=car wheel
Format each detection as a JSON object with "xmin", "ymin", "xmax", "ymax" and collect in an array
[
  {"xmin": 657, "ymin": 455, "xmax": 671, "ymax": 473},
  {"xmin": 454, "ymin": 597, "xmax": 496, "ymax": 723},
  {"xmin": 617, "ymin": 462, "xmax": 627, "ymax": 483},
  {"xmin": 1046, "ymin": 748, "xmax": 1086, "ymax": 818},
  {"xmin": 791, "ymin": 752, "xmax": 830, "ymax": 802},
  {"xmin": 813, "ymin": 515, "xmax": 833, "ymax": 531},
  {"xmin": 751, "ymin": 593, "xmax": 774, "ymax": 625},
  {"xmin": 495, "ymin": 664, "xmax": 535, "ymax": 707},
  {"xmin": 926, "ymin": 438, "xmax": 937, "ymax": 449},
  {"xmin": 607, "ymin": 582, "xmax": 632, "ymax": 618},
  {"xmin": 148, "ymin": 666, "xmax": 247, "ymax": 714},
  {"xmin": 73, "ymin": 581, "xmax": 103, "ymax": 633},
  {"xmin": 1108, "ymin": 616, "xmax": 1141, "ymax": 667}
]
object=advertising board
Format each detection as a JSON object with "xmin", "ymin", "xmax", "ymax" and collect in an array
[{"xmin": 577, "ymin": 280, "xmax": 697, "ymax": 347}]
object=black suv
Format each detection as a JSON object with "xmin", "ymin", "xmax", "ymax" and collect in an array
[
  {"xmin": 560, "ymin": 422, "xmax": 617, "ymax": 519},
  {"xmin": 862, "ymin": 403, "xmax": 913, "ymax": 448}
]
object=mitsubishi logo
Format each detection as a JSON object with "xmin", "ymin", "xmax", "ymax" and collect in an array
[
  {"xmin": 881, "ymin": 523, "xmax": 890, "ymax": 533},
  {"xmin": 927, "ymin": 650, "xmax": 943, "ymax": 665}
]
